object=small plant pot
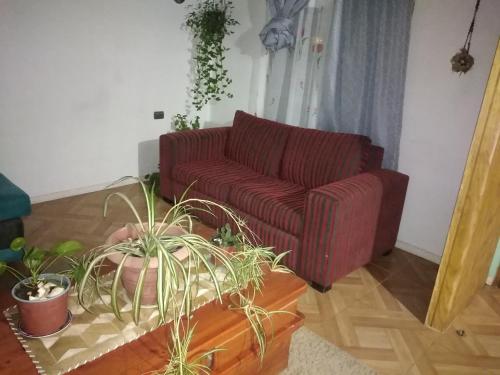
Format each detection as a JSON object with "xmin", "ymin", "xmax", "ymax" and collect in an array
[
  {"xmin": 106, "ymin": 224, "xmax": 189, "ymax": 305},
  {"xmin": 11, "ymin": 274, "xmax": 70, "ymax": 337}
]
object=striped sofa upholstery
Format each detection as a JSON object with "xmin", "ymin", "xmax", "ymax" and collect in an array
[{"xmin": 160, "ymin": 110, "xmax": 409, "ymax": 291}]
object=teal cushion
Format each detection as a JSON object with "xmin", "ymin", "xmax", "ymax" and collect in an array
[
  {"xmin": 0, "ymin": 248, "xmax": 24, "ymax": 263},
  {"xmin": 0, "ymin": 174, "xmax": 31, "ymax": 221}
]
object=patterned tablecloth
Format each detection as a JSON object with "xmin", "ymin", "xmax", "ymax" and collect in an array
[{"xmin": 3, "ymin": 269, "xmax": 228, "ymax": 375}]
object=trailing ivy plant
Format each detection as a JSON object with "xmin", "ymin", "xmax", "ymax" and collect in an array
[
  {"xmin": 186, "ymin": 0, "xmax": 238, "ymax": 111},
  {"xmin": 173, "ymin": 114, "xmax": 200, "ymax": 132}
]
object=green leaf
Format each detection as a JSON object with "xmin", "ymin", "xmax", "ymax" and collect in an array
[
  {"xmin": 23, "ymin": 246, "xmax": 46, "ymax": 274},
  {"xmin": 0, "ymin": 262, "xmax": 6, "ymax": 275},
  {"xmin": 52, "ymin": 240, "xmax": 83, "ymax": 256},
  {"xmin": 10, "ymin": 237, "xmax": 26, "ymax": 251}
]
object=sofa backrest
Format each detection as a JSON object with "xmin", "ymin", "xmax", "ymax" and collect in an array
[
  {"xmin": 364, "ymin": 145, "xmax": 384, "ymax": 171},
  {"xmin": 280, "ymin": 127, "xmax": 371, "ymax": 189},
  {"xmin": 225, "ymin": 111, "xmax": 293, "ymax": 178}
]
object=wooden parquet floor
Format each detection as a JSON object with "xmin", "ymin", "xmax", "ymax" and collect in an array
[{"xmin": 8, "ymin": 184, "xmax": 500, "ymax": 374}]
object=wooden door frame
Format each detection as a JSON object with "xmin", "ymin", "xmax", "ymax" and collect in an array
[{"xmin": 426, "ymin": 39, "xmax": 500, "ymax": 331}]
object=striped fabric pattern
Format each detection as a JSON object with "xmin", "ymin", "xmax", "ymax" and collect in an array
[
  {"xmin": 233, "ymin": 209, "xmax": 300, "ymax": 269},
  {"xmin": 159, "ymin": 127, "xmax": 230, "ymax": 200},
  {"xmin": 364, "ymin": 145, "xmax": 384, "ymax": 171},
  {"xmin": 172, "ymin": 184, "xmax": 301, "ymax": 270},
  {"xmin": 368, "ymin": 169, "xmax": 409, "ymax": 259},
  {"xmin": 159, "ymin": 115, "xmax": 410, "ymax": 290},
  {"xmin": 172, "ymin": 182, "xmax": 226, "ymax": 229},
  {"xmin": 225, "ymin": 111, "xmax": 293, "ymax": 177},
  {"xmin": 280, "ymin": 128, "xmax": 372, "ymax": 189},
  {"xmin": 297, "ymin": 173, "xmax": 383, "ymax": 288},
  {"xmin": 228, "ymin": 177, "xmax": 305, "ymax": 236},
  {"xmin": 172, "ymin": 159, "xmax": 261, "ymax": 202}
]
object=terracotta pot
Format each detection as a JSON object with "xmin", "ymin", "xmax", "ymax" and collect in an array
[
  {"xmin": 106, "ymin": 223, "xmax": 189, "ymax": 305},
  {"xmin": 12, "ymin": 274, "xmax": 70, "ymax": 337}
]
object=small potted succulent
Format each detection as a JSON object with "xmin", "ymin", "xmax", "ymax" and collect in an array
[
  {"xmin": 211, "ymin": 223, "xmax": 241, "ymax": 250},
  {"xmin": 0, "ymin": 238, "xmax": 83, "ymax": 336},
  {"xmin": 210, "ymin": 223, "xmax": 242, "ymax": 265}
]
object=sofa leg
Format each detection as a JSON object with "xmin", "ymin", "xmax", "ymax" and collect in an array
[
  {"xmin": 310, "ymin": 282, "xmax": 332, "ymax": 293},
  {"xmin": 383, "ymin": 248, "xmax": 393, "ymax": 256}
]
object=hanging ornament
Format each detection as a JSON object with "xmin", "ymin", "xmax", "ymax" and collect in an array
[{"xmin": 451, "ymin": 0, "xmax": 481, "ymax": 74}]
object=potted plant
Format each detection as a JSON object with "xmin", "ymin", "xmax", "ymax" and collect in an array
[
  {"xmin": 77, "ymin": 178, "xmax": 240, "ymax": 324},
  {"xmin": 105, "ymin": 222, "xmax": 189, "ymax": 305},
  {"xmin": 212, "ymin": 223, "xmax": 241, "ymax": 250},
  {"xmin": 185, "ymin": 0, "xmax": 238, "ymax": 111},
  {"xmin": 0, "ymin": 238, "xmax": 83, "ymax": 336},
  {"xmin": 144, "ymin": 170, "xmax": 161, "ymax": 197},
  {"xmin": 77, "ymin": 177, "xmax": 292, "ymax": 372},
  {"xmin": 172, "ymin": 114, "xmax": 200, "ymax": 132}
]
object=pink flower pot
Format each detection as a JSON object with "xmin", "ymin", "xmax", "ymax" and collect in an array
[
  {"xmin": 12, "ymin": 274, "xmax": 70, "ymax": 337},
  {"xmin": 106, "ymin": 224, "xmax": 189, "ymax": 305}
]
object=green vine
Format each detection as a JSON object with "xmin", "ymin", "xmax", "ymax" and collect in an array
[
  {"xmin": 173, "ymin": 114, "xmax": 200, "ymax": 131},
  {"xmin": 186, "ymin": 0, "xmax": 238, "ymax": 111}
]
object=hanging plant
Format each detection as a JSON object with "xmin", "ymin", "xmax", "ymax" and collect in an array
[{"xmin": 186, "ymin": 0, "xmax": 238, "ymax": 111}]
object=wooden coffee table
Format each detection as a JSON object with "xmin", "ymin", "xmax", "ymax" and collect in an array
[{"xmin": 0, "ymin": 269, "xmax": 306, "ymax": 374}]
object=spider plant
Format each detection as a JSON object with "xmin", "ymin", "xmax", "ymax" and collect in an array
[
  {"xmin": 228, "ymin": 291, "xmax": 291, "ymax": 363},
  {"xmin": 228, "ymin": 243, "xmax": 290, "ymax": 292},
  {"xmin": 77, "ymin": 178, "xmax": 248, "ymax": 325},
  {"xmin": 224, "ymin": 245, "xmax": 293, "ymax": 363},
  {"xmin": 161, "ymin": 325, "xmax": 220, "ymax": 375},
  {"xmin": 77, "ymin": 177, "xmax": 296, "ymax": 373}
]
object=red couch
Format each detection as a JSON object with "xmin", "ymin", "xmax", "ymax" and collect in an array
[{"xmin": 160, "ymin": 111, "xmax": 408, "ymax": 291}]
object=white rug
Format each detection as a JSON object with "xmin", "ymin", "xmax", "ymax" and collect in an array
[{"xmin": 283, "ymin": 328, "xmax": 377, "ymax": 375}]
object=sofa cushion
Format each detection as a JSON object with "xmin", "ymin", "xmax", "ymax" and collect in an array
[
  {"xmin": 280, "ymin": 128, "xmax": 371, "ymax": 189},
  {"xmin": 228, "ymin": 177, "xmax": 305, "ymax": 236},
  {"xmin": 172, "ymin": 159, "xmax": 261, "ymax": 201},
  {"xmin": 225, "ymin": 111, "xmax": 293, "ymax": 178},
  {"xmin": 0, "ymin": 174, "xmax": 31, "ymax": 221}
]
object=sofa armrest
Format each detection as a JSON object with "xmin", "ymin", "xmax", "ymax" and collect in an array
[
  {"xmin": 368, "ymin": 169, "xmax": 409, "ymax": 258},
  {"xmin": 159, "ymin": 127, "xmax": 231, "ymax": 199},
  {"xmin": 297, "ymin": 173, "xmax": 383, "ymax": 288}
]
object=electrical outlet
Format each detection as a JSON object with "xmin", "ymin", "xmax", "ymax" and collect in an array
[{"xmin": 154, "ymin": 111, "xmax": 164, "ymax": 120}]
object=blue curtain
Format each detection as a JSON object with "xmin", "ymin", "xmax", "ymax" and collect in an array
[
  {"xmin": 317, "ymin": 0, "xmax": 414, "ymax": 170},
  {"xmin": 260, "ymin": 0, "xmax": 309, "ymax": 51}
]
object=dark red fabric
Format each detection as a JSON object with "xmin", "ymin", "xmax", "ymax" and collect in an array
[
  {"xmin": 171, "ymin": 183, "xmax": 300, "ymax": 270},
  {"xmin": 160, "ymin": 127, "xmax": 230, "ymax": 200},
  {"xmin": 172, "ymin": 159, "xmax": 261, "ymax": 202},
  {"xmin": 172, "ymin": 182, "xmax": 227, "ymax": 229},
  {"xmin": 225, "ymin": 111, "xmax": 293, "ymax": 177},
  {"xmin": 364, "ymin": 145, "xmax": 384, "ymax": 171},
  {"xmin": 159, "ymin": 115, "xmax": 409, "ymax": 289},
  {"xmin": 297, "ymin": 173, "xmax": 382, "ymax": 288},
  {"xmin": 368, "ymin": 169, "xmax": 409, "ymax": 259},
  {"xmin": 280, "ymin": 128, "xmax": 371, "ymax": 189},
  {"xmin": 228, "ymin": 177, "xmax": 305, "ymax": 236},
  {"xmin": 233, "ymin": 209, "xmax": 300, "ymax": 269}
]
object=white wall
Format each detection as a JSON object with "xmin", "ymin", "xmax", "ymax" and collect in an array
[
  {"xmin": 0, "ymin": 0, "xmax": 265, "ymax": 200},
  {"xmin": 397, "ymin": 0, "xmax": 500, "ymax": 262}
]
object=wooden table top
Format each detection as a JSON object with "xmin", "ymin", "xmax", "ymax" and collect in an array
[{"xmin": 0, "ymin": 270, "xmax": 306, "ymax": 374}]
